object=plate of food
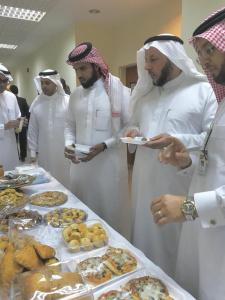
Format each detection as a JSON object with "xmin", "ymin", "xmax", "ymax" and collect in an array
[
  {"xmin": 62, "ymin": 220, "xmax": 108, "ymax": 253},
  {"xmin": 0, "ymin": 188, "xmax": 29, "ymax": 217},
  {"xmin": 0, "ymin": 174, "xmax": 35, "ymax": 190},
  {"xmin": 30, "ymin": 191, "xmax": 68, "ymax": 207},
  {"xmin": 72, "ymin": 245, "xmax": 140, "ymax": 289},
  {"xmin": 0, "ymin": 209, "xmax": 42, "ymax": 232},
  {"xmin": 44, "ymin": 207, "xmax": 87, "ymax": 227},
  {"xmin": 120, "ymin": 137, "xmax": 150, "ymax": 145},
  {"xmin": 94, "ymin": 269, "xmax": 181, "ymax": 300}
]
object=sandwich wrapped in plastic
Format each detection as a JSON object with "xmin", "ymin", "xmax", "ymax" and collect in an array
[{"xmin": 13, "ymin": 260, "xmax": 93, "ymax": 300}]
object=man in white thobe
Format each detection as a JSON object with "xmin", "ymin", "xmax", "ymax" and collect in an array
[
  {"xmin": 0, "ymin": 64, "xmax": 20, "ymax": 170},
  {"xmin": 126, "ymin": 34, "xmax": 217, "ymax": 276},
  {"xmin": 64, "ymin": 42, "xmax": 131, "ymax": 239},
  {"xmin": 151, "ymin": 8, "xmax": 225, "ymax": 299},
  {"xmin": 28, "ymin": 69, "xmax": 70, "ymax": 187}
]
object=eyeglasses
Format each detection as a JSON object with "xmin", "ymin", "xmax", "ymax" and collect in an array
[{"xmin": 197, "ymin": 43, "xmax": 216, "ymax": 62}]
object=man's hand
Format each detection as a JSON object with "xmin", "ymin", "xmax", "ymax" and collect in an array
[
  {"xmin": 64, "ymin": 146, "xmax": 80, "ymax": 164},
  {"xmin": 4, "ymin": 119, "xmax": 20, "ymax": 130},
  {"xmin": 156, "ymin": 136, "xmax": 192, "ymax": 169},
  {"xmin": 80, "ymin": 143, "xmax": 105, "ymax": 162},
  {"xmin": 124, "ymin": 128, "xmax": 140, "ymax": 138},
  {"xmin": 151, "ymin": 194, "xmax": 186, "ymax": 225},
  {"xmin": 30, "ymin": 157, "xmax": 37, "ymax": 164},
  {"xmin": 144, "ymin": 133, "xmax": 173, "ymax": 149}
]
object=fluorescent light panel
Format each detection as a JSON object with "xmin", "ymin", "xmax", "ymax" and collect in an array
[
  {"xmin": 0, "ymin": 44, "xmax": 18, "ymax": 50},
  {"xmin": 0, "ymin": 5, "xmax": 46, "ymax": 22}
]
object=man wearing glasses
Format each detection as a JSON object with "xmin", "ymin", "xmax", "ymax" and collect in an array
[{"xmin": 150, "ymin": 7, "xmax": 225, "ymax": 300}]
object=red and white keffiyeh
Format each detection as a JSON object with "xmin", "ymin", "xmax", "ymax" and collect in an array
[
  {"xmin": 190, "ymin": 7, "xmax": 225, "ymax": 102},
  {"xmin": 67, "ymin": 43, "xmax": 130, "ymax": 134},
  {"xmin": 67, "ymin": 43, "xmax": 110, "ymax": 93}
]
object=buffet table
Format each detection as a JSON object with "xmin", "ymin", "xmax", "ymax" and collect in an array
[{"xmin": 1, "ymin": 167, "xmax": 196, "ymax": 300}]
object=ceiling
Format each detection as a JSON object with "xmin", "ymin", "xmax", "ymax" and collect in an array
[{"xmin": 0, "ymin": 0, "xmax": 157, "ymax": 69}]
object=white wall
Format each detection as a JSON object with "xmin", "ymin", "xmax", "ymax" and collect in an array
[
  {"xmin": 11, "ymin": 27, "xmax": 76, "ymax": 104},
  {"xmin": 181, "ymin": 0, "xmax": 224, "ymax": 61}
]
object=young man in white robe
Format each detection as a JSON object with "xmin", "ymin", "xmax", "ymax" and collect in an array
[
  {"xmin": 0, "ymin": 64, "xmax": 20, "ymax": 170},
  {"xmin": 64, "ymin": 42, "xmax": 131, "ymax": 239},
  {"xmin": 125, "ymin": 34, "xmax": 217, "ymax": 276},
  {"xmin": 28, "ymin": 69, "xmax": 70, "ymax": 187},
  {"xmin": 151, "ymin": 7, "xmax": 225, "ymax": 299}
]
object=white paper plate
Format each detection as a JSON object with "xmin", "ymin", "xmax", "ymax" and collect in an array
[
  {"xmin": 75, "ymin": 144, "xmax": 91, "ymax": 154},
  {"xmin": 120, "ymin": 137, "xmax": 149, "ymax": 145}
]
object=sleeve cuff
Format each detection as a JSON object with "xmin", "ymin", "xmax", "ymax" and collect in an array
[
  {"xmin": 65, "ymin": 140, "xmax": 75, "ymax": 147},
  {"xmin": 104, "ymin": 137, "xmax": 116, "ymax": 148},
  {"xmin": 30, "ymin": 150, "xmax": 37, "ymax": 158},
  {"xmin": 0, "ymin": 124, "xmax": 4, "ymax": 139},
  {"xmin": 195, "ymin": 191, "xmax": 225, "ymax": 228}
]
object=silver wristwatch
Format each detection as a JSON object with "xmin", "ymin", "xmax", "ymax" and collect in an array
[{"xmin": 181, "ymin": 196, "xmax": 198, "ymax": 221}]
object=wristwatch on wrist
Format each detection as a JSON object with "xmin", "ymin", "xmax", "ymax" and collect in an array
[{"xmin": 181, "ymin": 196, "xmax": 198, "ymax": 221}]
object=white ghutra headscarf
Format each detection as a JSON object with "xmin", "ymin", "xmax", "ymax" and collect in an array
[
  {"xmin": 131, "ymin": 34, "xmax": 207, "ymax": 113},
  {"xmin": 0, "ymin": 64, "xmax": 13, "ymax": 81},
  {"xmin": 34, "ymin": 69, "xmax": 65, "ymax": 96}
]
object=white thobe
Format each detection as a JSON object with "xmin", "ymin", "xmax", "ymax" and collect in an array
[
  {"xmin": 0, "ymin": 90, "xmax": 20, "ymax": 170},
  {"xmin": 28, "ymin": 93, "xmax": 70, "ymax": 187},
  {"xmin": 65, "ymin": 78, "xmax": 131, "ymax": 239},
  {"xmin": 176, "ymin": 98, "xmax": 225, "ymax": 300},
  {"xmin": 131, "ymin": 73, "xmax": 217, "ymax": 277}
]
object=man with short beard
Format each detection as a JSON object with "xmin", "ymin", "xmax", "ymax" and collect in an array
[
  {"xmin": 125, "ymin": 34, "xmax": 217, "ymax": 277},
  {"xmin": 64, "ymin": 42, "xmax": 131, "ymax": 239},
  {"xmin": 150, "ymin": 8, "xmax": 225, "ymax": 299}
]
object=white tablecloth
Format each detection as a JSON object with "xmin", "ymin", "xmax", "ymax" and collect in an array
[{"xmin": 16, "ymin": 167, "xmax": 195, "ymax": 300}]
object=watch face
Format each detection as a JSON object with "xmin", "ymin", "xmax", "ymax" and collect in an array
[{"xmin": 183, "ymin": 202, "xmax": 195, "ymax": 215}]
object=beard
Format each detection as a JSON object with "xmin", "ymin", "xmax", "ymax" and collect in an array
[
  {"xmin": 153, "ymin": 60, "xmax": 173, "ymax": 87},
  {"xmin": 214, "ymin": 59, "xmax": 225, "ymax": 85},
  {"xmin": 80, "ymin": 67, "xmax": 99, "ymax": 89}
]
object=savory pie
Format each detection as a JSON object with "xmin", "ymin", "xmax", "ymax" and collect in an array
[
  {"xmin": 77, "ymin": 256, "xmax": 113, "ymax": 285},
  {"xmin": 30, "ymin": 191, "xmax": 68, "ymax": 207},
  {"xmin": 97, "ymin": 290, "xmax": 136, "ymax": 300},
  {"xmin": 102, "ymin": 247, "xmax": 137, "ymax": 275},
  {"xmin": 123, "ymin": 276, "xmax": 174, "ymax": 300}
]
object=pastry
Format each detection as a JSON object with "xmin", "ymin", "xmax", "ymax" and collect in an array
[
  {"xmin": 124, "ymin": 276, "xmax": 174, "ymax": 300},
  {"xmin": 33, "ymin": 242, "xmax": 56, "ymax": 259},
  {"xmin": 78, "ymin": 256, "xmax": 113, "ymax": 285},
  {"xmin": 63, "ymin": 222, "xmax": 108, "ymax": 252},
  {"xmin": 14, "ymin": 244, "xmax": 43, "ymax": 270},
  {"xmin": 0, "ymin": 244, "xmax": 23, "ymax": 297},
  {"xmin": 44, "ymin": 207, "xmax": 87, "ymax": 227},
  {"xmin": 0, "ymin": 209, "xmax": 42, "ymax": 232},
  {"xmin": 102, "ymin": 247, "xmax": 137, "ymax": 275},
  {"xmin": 30, "ymin": 191, "xmax": 68, "ymax": 207}
]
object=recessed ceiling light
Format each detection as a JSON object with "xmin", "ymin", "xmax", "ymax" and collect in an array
[
  {"xmin": 0, "ymin": 5, "xmax": 46, "ymax": 22},
  {"xmin": 89, "ymin": 9, "xmax": 101, "ymax": 14},
  {"xmin": 0, "ymin": 44, "xmax": 18, "ymax": 50}
]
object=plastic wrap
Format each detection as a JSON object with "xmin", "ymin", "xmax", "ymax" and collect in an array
[
  {"xmin": 70, "ymin": 243, "xmax": 141, "ymax": 289},
  {"xmin": 62, "ymin": 220, "xmax": 108, "ymax": 253},
  {"xmin": 94, "ymin": 269, "xmax": 186, "ymax": 300},
  {"xmin": 13, "ymin": 260, "xmax": 94, "ymax": 300}
]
